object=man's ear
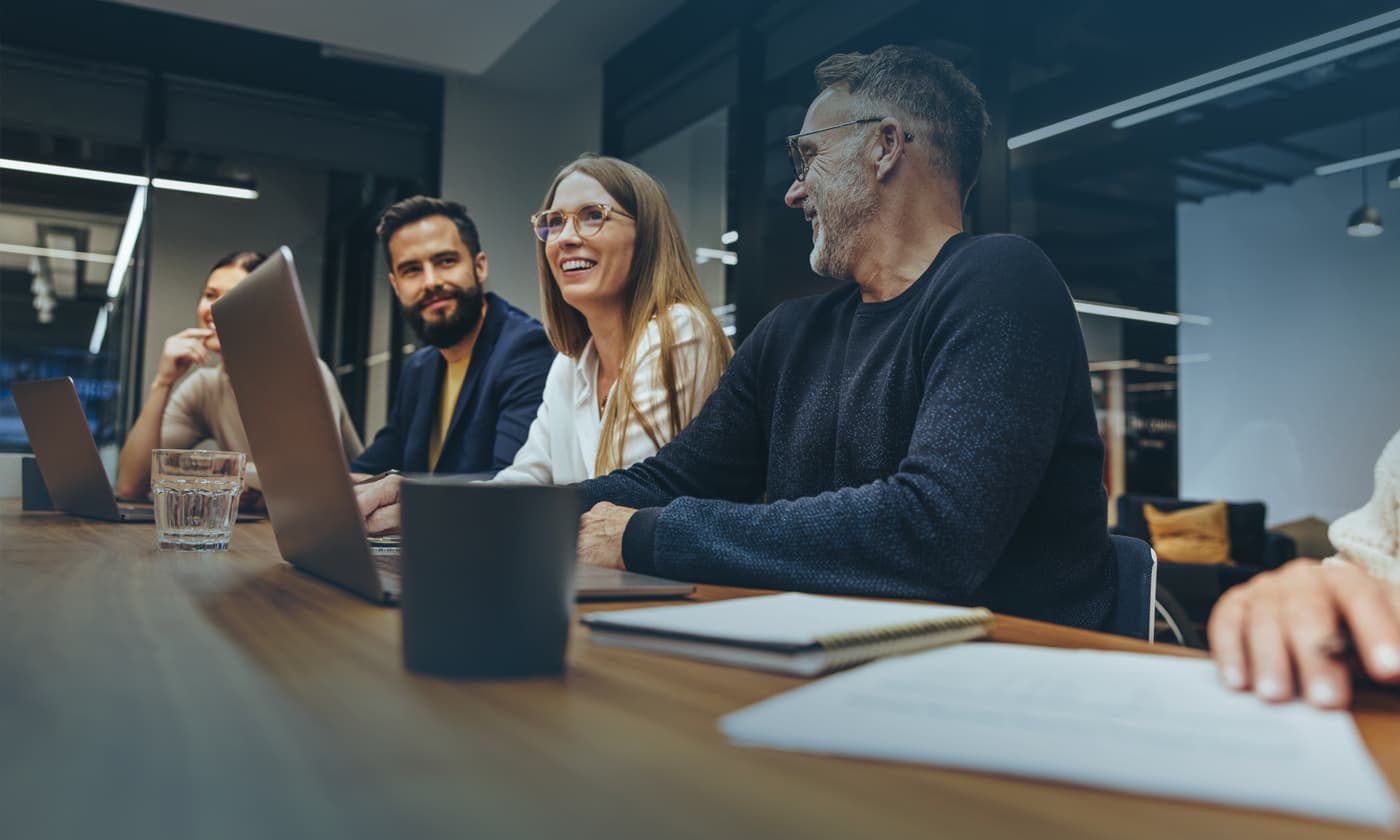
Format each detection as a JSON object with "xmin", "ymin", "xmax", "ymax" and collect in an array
[
  {"xmin": 387, "ymin": 272, "xmax": 400, "ymax": 297},
  {"xmin": 475, "ymin": 251, "xmax": 489, "ymax": 286},
  {"xmin": 874, "ymin": 118, "xmax": 907, "ymax": 182}
]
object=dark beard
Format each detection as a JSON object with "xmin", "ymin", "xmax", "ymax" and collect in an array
[{"xmin": 403, "ymin": 282, "xmax": 485, "ymax": 348}]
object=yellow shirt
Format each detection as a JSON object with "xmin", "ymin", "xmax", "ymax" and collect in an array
[{"xmin": 428, "ymin": 355, "xmax": 472, "ymax": 473}]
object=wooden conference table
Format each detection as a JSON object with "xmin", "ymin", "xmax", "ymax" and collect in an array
[{"xmin": 4, "ymin": 501, "xmax": 1400, "ymax": 839}]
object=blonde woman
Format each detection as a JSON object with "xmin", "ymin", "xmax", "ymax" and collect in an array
[{"xmin": 490, "ymin": 155, "xmax": 732, "ymax": 485}]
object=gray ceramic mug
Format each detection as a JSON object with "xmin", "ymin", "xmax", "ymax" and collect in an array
[{"xmin": 399, "ymin": 479, "xmax": 583, "ymax": 678}]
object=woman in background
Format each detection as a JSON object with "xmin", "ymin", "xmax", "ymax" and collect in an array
[
  {"xmin": 489, "ymin": 154, "xmax": 733, "ymax": 485},
  {"xmin": 114, "ymin": 250, "xmax": 362, "ymax": 504}
]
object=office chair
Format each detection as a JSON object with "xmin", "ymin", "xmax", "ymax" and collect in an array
[{"xmin": 1111, "ymin": 535, "xmax": 1157, "ymax": 642}]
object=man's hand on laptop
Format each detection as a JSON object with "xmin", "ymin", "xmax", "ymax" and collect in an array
[
  {"xmin": 576, "ymin": 502, "xmax": 635, "ymax": 570},
  {"xmin": 356, "ymin": 472, "xmax": 404, "ymax": 535}
]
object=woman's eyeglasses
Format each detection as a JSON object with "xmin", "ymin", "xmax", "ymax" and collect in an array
[{"xmin": 530, "ymin": 203, "xmax": 633, "ymax": 243}]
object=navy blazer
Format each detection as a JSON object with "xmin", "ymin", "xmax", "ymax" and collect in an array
[{"xmin": 352, "ymin": 292, "xmax": 555, "ymax": 475}]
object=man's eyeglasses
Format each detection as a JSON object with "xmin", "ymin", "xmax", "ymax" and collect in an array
[
  {"xmin": 530, "ymin": 203, "xmax": 633, "ymax": 243},
  {"xmin": 785, "ymin": 117, "xmax": 913, "ymax": 182}
]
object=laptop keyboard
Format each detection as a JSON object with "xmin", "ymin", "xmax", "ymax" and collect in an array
[{"xmin": 372, "ymin": 548, "xmax": 401, "ymax": 579}]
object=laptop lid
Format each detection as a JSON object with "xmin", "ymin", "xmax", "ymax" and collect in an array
[
  {"xmin": 211, "ymin": 246, "xmax": 386, "ymax": 603},
  {"xmin": 12, "ymin": 378, "xmax": 122, "ymax": 521}
]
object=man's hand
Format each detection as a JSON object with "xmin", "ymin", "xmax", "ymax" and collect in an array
[
  {"xmin": 1209, "ymin": 558, "xmax": 1400, "ymax": 708},
  {"xmin": 355, "ymin": 473, "xmax": 404, "ymax": 535},
  {"xmin": 155, "ymin": 328, "xmax": 214, "ymax": 387},
  {"xmin": 576, "ymin": 502, "xmax": 637, "ymax": 570}
]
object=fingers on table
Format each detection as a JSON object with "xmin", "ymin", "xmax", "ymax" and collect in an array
[
  {"xmin": 1209, "ymin": 562, "xmax": 1400, "ymax": 708},
  {"xmin": 1208, "ymin": 587, "xmax": 1251, "ymax": 692},
  {"xmin": 1329, "ymin": 566, "xmax": 1400, "ymax": 686},
  {"xmin": 1280, "ymin": 579, "xmax": 1351, "ymax": 708}
]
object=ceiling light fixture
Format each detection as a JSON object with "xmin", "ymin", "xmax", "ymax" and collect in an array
[
  {"xmin": 1006, "ymin": 7, "xmax": 1400, "ymax": 149},
  {"xmin": 150, "ymin": 177, "xmax": 259, "ymax": 200},
  {"xmin": 105, "ymin": 186, "xmax": 147, "ymax": 301},
  {"xmin": 1315, "ymin": 146, "xmax": 1400, "ymax": 177},
  {"xmin": 1347, "ymin": 205, "xmax": 1384, "ymax": 236},
  {"xmin": 0, "ymin": 157, "xmax": 148, "ymax": 186},
  {"xmin": 0, "ymin": 243, "xmax": 117, "ymax": 264},
  {"xmin": 1073, "ymin": 300, "xmax": 1214, "ymax": 326},
  {"xmin": 0, "ymin": 158, "xmax": 258, "ymax": 200},
  {"xmin": 1111, "ymin": 26, "xmax": 1400, "ymax": 130},
  {"xmin": 88, "ymin": 304, "xmax": 112, "ymax": 354},
  {"xmin": 1346, "ymin": 122, "xmax": 1384, "ymax": 238}
]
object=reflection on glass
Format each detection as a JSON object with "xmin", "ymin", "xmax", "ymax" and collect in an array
[
  {"xmin": 628, "ymin": 109, "xmax": 730, "ymax": 314},
  {"xmin": 0, "ymin": 193, "xmax": 133, "ymax": 451}
]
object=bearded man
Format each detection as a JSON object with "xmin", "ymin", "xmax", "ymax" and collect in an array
[{"xmin": 350, "ymin": 196, "xmax": 554, "ymax": 476}]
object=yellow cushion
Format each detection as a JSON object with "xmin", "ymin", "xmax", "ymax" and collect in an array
[{"xmin": 1143, "ymin": 501, "xmax": 1233, "ymax": 565}]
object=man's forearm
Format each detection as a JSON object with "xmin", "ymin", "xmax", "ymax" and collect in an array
[{"xmin": 636, "ymin": 482, "xmax": 1009, "ymax": 603}]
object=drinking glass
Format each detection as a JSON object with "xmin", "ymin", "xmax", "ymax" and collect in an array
[{"xmin": 151, "ymin": 449, "xmax": 246, "ymax": 550}]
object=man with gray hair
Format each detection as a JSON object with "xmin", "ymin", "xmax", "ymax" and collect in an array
[
  {"xmin": 357, "ymin": 45, "xmax": 1115, "ymax": 629},
  {"xmin": 580, "ymin": 43, "xmax": 1116, "ymax": 627}
]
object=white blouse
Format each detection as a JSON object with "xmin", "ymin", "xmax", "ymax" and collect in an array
[{"xmin": 491, "ymin": 304, "xmax": 721, "ymax": 486}]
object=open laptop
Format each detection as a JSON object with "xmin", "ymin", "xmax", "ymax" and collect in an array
[
  {"xmin": 212, "ymin": 246, "xmax": 693, "ymax": 604},
  {"xmin": 13, "ymin": 377, "xmax": 266, "ymax": 524},
  {"xmin": 12, "ymin": 377, "xmax": 159, "ymax": 521}
]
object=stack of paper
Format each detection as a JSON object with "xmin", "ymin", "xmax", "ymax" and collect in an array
[{"xmin": 720, "ymin": 643, "xmax": 1398, "ymax": 828}]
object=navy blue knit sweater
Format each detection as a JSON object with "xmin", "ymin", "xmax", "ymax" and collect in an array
[{"xmin": 582, "ymin": 233, "xmax": 1114, "ymax": 630}]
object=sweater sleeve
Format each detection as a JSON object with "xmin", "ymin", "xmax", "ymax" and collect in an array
[
  {"xmin": 1326, "ymin": 430, "xmax": 1400, "ymax": 582},
  {"xmin": 630, "ymin": 240, "xmax": 1084, "ymax": 602},
  {"xmin": 160, "ymin": 370, "xmax": 210, "ymax": 449}
]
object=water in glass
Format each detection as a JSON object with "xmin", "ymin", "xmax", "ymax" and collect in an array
[
  {"xmin": 153, "ymin": 475, "xmax": 242, "ymax": 549},
  {"xmin": 151, "ymin": 449, "xmax": 246, "ymax": 551}
]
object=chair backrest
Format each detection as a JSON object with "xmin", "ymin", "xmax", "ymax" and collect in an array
[{"xmin": 1110, "ymin": 535, "xmax": 1157, "ymax": 641}]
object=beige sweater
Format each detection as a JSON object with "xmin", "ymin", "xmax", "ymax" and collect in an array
[
  {"xmin": 1326, "ymin": 429, "xmax": 1400, "ymax": 582},
  {"xmin": 162, "ymin": 363, "xmax": 363, "ymax": 464}
]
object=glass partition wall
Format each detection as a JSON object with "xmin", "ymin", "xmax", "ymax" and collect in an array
[
  {"xmin": 629, "ymin": 108, "xmax": 735, "ymax": 334},
  {"xmin": 0, "ymin": 29, "xmax": 441, "ymax": 459},
  {"xmin": 603, "ymin": 0, "xmax": 1400, "ymax": 514},
  {"xmin": 0, "ymin": 56, "xmax": 150, "ymax": 453}
]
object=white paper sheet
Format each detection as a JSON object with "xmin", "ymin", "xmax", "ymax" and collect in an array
[{"xmin": 719, "ymin": 643, "xmax": 1399, "ymax": 828}]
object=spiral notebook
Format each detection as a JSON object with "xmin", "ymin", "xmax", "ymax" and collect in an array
[{"xmin": 581, "ymin": 593, "xmax": 993, "ymax": 676}]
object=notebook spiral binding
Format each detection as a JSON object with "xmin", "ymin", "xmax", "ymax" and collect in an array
[{"xmin": 812, "ymin": 607, "xmax": 995, "ymax": 671}]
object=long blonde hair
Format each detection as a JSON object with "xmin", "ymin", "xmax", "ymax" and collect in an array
[{"xmin": 535, "ymin": 154, "xmax": 733, "ymax": 476}]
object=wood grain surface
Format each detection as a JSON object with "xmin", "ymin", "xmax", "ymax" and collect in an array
[{"xmin": 3, "ymin": 501, "xmax": 1398, "ymax": 839}]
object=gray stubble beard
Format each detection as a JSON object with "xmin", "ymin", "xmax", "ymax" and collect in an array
[{"xmin": 807, "ymin": 147, "xmax": 878, "ymax": 281}]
